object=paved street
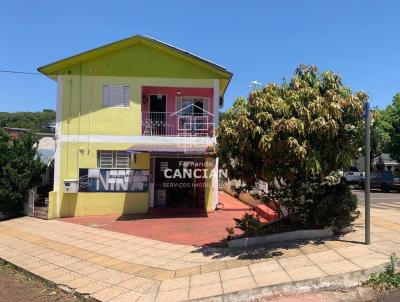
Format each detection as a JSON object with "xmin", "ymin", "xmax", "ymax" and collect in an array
[
  {"xmin": 355, "ymin": 189, "xmax": 400, "ymax": 210},
  {"xmin": 0, "ymin": 191, "xmax": 399, "ymax": 301}
]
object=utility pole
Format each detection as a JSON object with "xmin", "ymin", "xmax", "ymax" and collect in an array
[{"xmin": 364, "ymin": 101, "xmax": 371, "ymax": 245}]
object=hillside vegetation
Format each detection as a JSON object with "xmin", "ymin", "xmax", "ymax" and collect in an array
[{"xmin": 0, "ymin": 109, "xmax": 55, "ymax": 133}]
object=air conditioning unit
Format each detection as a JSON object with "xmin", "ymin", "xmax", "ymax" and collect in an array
[{"xmin": 64, "ymin": 179, "xmax": 78, "ymax": 193}]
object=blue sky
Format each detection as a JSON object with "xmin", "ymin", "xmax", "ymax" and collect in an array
[{"xmin": 1, "ymin": 0, "xmax": 399, "ymax": 112}]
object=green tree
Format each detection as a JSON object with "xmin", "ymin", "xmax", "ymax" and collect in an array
[
  {"xmin": 385, "ymin": 93, "xmax": 400, "ymax": 162},
  {"xmin": 367, "ymin": 109, "xmax": 391, "ymax": 170},
  {"xmin": 218, "ymin": 65, "xmax": 366, "ymax": 229},
  {"xmin": 0, "ymin": 129, "xmax": 44, "ymax": 214}
]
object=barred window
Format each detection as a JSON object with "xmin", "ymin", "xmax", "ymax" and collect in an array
[
  {"xmin": 103, "ymin": 85, "xmax": 130, "ymax": 107},
  {"xmin": 98, "ymin": 151, "xmax": 130, "ymax": 168}
]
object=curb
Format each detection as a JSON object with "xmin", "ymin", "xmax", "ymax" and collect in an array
[
  {"xmin": 191, "ymin": 262, "xmax": 389, "ymax": 302},
  {"xmin": 228, "ymin": 228, "xmax": 334, "ymax": 248},
  {"xmin": 0, "ymin": 257, "xmax": 390, "ymax": 302}
]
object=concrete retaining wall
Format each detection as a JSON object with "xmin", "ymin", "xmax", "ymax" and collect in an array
[{"xmin": 228, "ymin": 228, "xmax": 334, "ymax": 248}]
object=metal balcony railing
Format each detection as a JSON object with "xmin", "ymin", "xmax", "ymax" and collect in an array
[{"xmin": 141, "ymin": 112, "xmax": 214, "ymax": 137}]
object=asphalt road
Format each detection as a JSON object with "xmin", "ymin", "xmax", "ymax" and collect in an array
[{"xmin": 354, "ymin": 189, "xmax": 400, "ymax": 210}]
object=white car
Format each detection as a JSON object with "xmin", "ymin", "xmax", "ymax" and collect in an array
[{"xmin": 341, "ymin": 167, "xmax": 365, "ymax": 185}]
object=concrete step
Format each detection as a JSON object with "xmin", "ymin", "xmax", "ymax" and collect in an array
[
  {"xmin": 254, "ymin": 204, "xmax": 279, "ymax": 221},
  {"xmin": 218, "ymin": 191, "xmax": 254, "ymax": 211},
  {"xmin": 221, "ymin": 205, "xmax": 253, "ymax": 211}
]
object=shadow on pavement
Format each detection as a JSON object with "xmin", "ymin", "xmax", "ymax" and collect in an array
[{"xmin": 191, "ymin": 234, "xmax": 366, "ymax": 260}]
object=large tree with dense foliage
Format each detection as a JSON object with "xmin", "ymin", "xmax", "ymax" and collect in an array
[
  {"xmin": 0, "ymin": 129, "xmax": 44, "ymax": 214},
  {"xmin": 384, "ymin": 93, "xmax": 400, "ymax": 162},
  {"xmin": 370, "ymin": 109, "xmax": 390, "ymax": 160},
  {"xmin": 218, "ymin": 65, "xmax": 367, "ymax": 230}
]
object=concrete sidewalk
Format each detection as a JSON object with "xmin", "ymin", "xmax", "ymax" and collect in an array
[{"xmin": 0, "ymin": 209, "xmax": 400, "ymax": 301}]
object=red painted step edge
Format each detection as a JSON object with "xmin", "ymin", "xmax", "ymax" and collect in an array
[{"xmin": 254, "ymin": 204, "xmax": 279, "ymax": 221}]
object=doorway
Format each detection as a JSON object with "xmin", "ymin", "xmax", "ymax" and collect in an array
[
  {"xmin": 149, "ymin": 95, "xmax": 167, "ymax": 135},
  {"xmin": 153, "ymin": 157, "xmax": 205, "ymax": 210}
]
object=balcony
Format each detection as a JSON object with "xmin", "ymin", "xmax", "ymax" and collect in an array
[{"xmin": 141, "ymin": 112, "xmax": 214, "ymax": 137}]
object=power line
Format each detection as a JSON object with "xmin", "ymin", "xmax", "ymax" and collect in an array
[
  {"xmin": 0, "ymin": 67, "xmax": 398, "ymax": 101},
  {"xmin": 0, "ymin": 69, "xmax": 43, "ymax": 76}
]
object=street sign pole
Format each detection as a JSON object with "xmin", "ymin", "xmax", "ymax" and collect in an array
[{"xmin": 364, "ymin": 101, "xmax": 371, "ymax": 245}]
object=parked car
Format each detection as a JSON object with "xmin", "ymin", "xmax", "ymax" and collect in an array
[
  {"xmin": 394, "ymin": 176, "xmax": 400, "ymax": 190},
  {"xmin": 341, "ymin": 167, "xmax": 365, "ymax": 185},
  {"xmin": 359, "ymin": 171, "xmax": 400, "ymax": 192}
]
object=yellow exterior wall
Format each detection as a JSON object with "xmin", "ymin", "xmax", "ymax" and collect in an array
[
  {"xmin": 47, "ymin": 191, "xmax": 58, "ymax": 219},
  {"xmin": 59, "ymin": 193, "xmax": 148, "ymax": 217},
  {"xmin": 50, "ymin": 142, "xmax": 150, "ymax": 218},
  {"xmin": 46, "ymin": 41, "xmax": 223, "ymax": 219},
  {"xmin": 58, "ymin": 43, "xmax": 216, "ymax": 137},
  {"xmin": 60, "ymin": 74, "xmax": 214, "ymax": 136}
]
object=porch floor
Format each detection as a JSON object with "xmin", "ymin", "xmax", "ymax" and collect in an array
[{"xmin": 60, "ymin": 192, "xmax": 253, "ymax": 246}]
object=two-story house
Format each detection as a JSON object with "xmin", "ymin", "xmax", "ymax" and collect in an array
[{"xmin": 38, "ymin": 35, "xmax": 232, "ymax": 219}]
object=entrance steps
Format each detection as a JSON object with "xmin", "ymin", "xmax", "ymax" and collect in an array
[
  {"xmin": 218, "ymin": 191, "xmax": 252, "ymax": 211},
  {"xmin": 254, "ymin": 204, "xmax": 279, "ymax": 221},
  {"xmin": 218, "ymin": 191, "xmax": 279, "ymax": 222}
]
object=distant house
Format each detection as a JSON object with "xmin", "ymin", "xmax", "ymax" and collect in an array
[
  {"xmin": 38, "ymin": 35, "xmax": 232, "ymax": 219},
  {"xmin": 3, "ymin": 127, "xmax": 30, "ymax": 141},
  {"xmin": 3, "ymin": 126, "xmax": 55, "ymax": 184},
  {"xmin": 25, "ymin": 136, "xmax": 56, "ymax": 219},
  {"xmin": 352, "ymin": 153, "xmax": 400, "ymax": 173},
  {"xmin": 374, "ymin": 153, "xmax": 400, "ymax": 173},
  {"xmin": 37, "ymin": 136, "xmax": 56, "ymax": 184}
]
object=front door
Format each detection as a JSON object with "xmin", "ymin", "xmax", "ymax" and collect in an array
[
  {"xmin": 153, "ymin": 157, "xmax": 205, "ymax": 209},
  {"xmin": 149, "ymin": 95, "xmax": 167, "ymax": 135}
]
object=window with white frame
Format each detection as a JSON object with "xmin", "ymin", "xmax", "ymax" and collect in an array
[
  {"xmin": 176, "ymin": 97, "xmax": 211, "ymax": 131},
  {"xmin": 179, "ymin": 97, "xmax": 210, "ymax": 115},
  {"xmin": 103, "ymin": 85, "xmax": 130, "ymax": 107},
  {"xmin": 98, "ymin": 151, "xmax": 131, "ymax": 168}
]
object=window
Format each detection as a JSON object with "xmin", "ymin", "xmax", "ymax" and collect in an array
[
  {"xmin": 103, "ymin": 85, "xmax": 130, "ymax": 107},
  {"xmin": 98, "ymin": 151, "xmax": 131, "ymax": 168},
  {"xmin": 179, "ymin": 97, "xmax": 210, "ymax": 115},
  {"xmin": 175, "ymin": 97, "xmax": 211, "ymax": 131}
]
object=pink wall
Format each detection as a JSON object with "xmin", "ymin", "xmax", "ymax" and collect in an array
[
  {"xmin": 141, "ymin": 86, "xmax": 214, "ymax": 113},
  {"xmin": 141, "ymin": 86, "xmax": 214, "ymax": 136}
]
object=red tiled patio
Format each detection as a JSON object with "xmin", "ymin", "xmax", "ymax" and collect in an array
[{"xmin": 60, "ymin": 192, "xmax": 255, "ymax": 246}]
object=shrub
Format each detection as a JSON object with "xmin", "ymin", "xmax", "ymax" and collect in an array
[
  {"xmin": 233, "ymin": 213, "xmax": 264, "ymax": 237},
  {"xmin": 278, "ymin": 179, "xmax": 359, "ymax": 230},
  {"xmin": 230, "ymin": 176, "xmax": 359, "ymax": 238},
  {"xmin": 0, "ymin": 130, "xmax": 44, "ymax": 214},
  {"xmin": 366, "ymin": 254, "xmax": 400, "ymax": 291}
]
